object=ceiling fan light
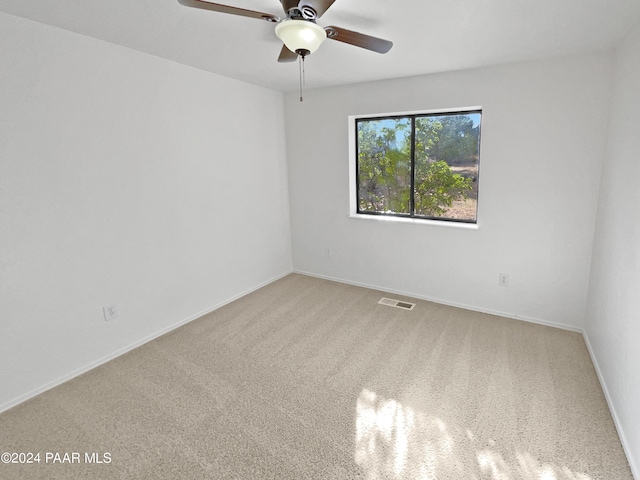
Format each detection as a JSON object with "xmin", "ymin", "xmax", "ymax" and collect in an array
[{"xmin": 275, "ymin": 19, "xmax": 327, "ymax": 54}]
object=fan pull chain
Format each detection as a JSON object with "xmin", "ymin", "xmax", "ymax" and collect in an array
[{"xmin": 298, "ymin": 54, "xmax": 305, "ymax": 102}]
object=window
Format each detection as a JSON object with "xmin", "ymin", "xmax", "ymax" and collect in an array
[{"xmin": 355, "ymin": 109, "xmax": 481, "ymax": 223}]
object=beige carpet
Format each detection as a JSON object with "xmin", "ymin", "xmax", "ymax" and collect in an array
[{"xmin": 0, "ymin": 273, "xmax": 632, "ymax": 479}]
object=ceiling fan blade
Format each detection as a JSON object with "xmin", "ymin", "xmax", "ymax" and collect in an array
[
  {"xmin": 299, "ymin": 0, "xmax": 337, "ymax": 18},
  {"xmin": 277, "ymin": 45, "xmax": 298, "ymax": 62},
  {"xmin": 324, "ymin": 26, "xmax": 393, "ymax": 54},
  {"xmin": 178, "ymin": 0, "xmax": 279, "ymax": 22}
]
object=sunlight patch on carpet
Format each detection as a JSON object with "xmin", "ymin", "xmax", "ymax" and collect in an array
[{"xmin": 354, "ymin": 388, "xmax": 594, "ymax": 480}]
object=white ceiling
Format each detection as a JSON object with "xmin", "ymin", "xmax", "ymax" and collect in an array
[{"xmin": 1, "ymin": 0, "xmax": 639, "ymax": 92}]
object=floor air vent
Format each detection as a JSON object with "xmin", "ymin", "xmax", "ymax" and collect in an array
[{"xmin": 378, "ymin": 297, "xmax": 416, "ymax": 310}]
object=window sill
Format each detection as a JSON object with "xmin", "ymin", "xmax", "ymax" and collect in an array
[{"xmin": 347, "ymin": 213, "xmax": 479, "ymax": 230}]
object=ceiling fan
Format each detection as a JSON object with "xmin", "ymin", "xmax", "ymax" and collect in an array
[{"xmin": 177, "ymin": 0, "xmax": 393, "ymax": 62}]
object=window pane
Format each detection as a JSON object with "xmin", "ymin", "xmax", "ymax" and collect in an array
[
  {"xmin": 357, "ymin": 118, "xmax": 412, "ymax": 215},
  {"xmin": 414, "ymin": 113, "xmax": 480, "ymax": 221}
]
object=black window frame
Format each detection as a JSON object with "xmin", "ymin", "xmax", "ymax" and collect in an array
[{"xmin": 355, "ymin": 109, "xmax": 482, "ymax": 224}]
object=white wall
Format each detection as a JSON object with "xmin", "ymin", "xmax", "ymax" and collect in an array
[
  {"xmin": 585, "ymin": 21, "xmax": 640, "ymax": 478},
  {"xmin": 285, "ymin": 54, "xmax": 612, "ymax": 331},
  {"xmin": 0, "ymin": 12, "xmax": 292, "ymax": 410}
]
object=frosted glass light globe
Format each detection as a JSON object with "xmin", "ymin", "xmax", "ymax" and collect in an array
[{"xmin": 275, "ymin": 19, "xmax": 327, "ymax": 54}]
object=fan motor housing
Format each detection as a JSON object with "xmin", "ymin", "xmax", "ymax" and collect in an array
[
  {"xmin": 288, "ymin": 6, "xmax": 317, "ymax": 20},
  {"xmin": 300, "ymin": 5, "xmax": 317, "ymax": 19}
]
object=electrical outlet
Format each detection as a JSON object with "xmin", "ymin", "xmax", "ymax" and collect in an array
[
  {"xmin": 103, "ymin": 304, "xmax": 118, "ymax": 321},
  {"xmin": 499, "ymin": 273, "xmax": 509, "ymax": 287}
]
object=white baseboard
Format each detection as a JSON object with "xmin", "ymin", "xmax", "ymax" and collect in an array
[
  {"xmin": 0, "ymin": 270, "xmax": 292, "ymax": 414},
  {"xmin": 582, "ymin": 333, "xmax": 639, "ymax": 480},
  {"xmin": 293, "ymin": 269, "xmax": 583, "ymax": 333}
]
